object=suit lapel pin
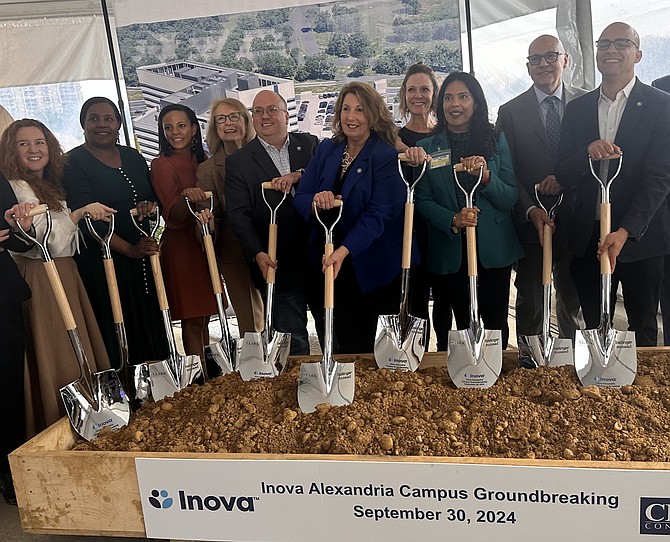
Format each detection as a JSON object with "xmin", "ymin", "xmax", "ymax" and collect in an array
[
  {"xmin": 636, "ymin": 101, "xmax": 643, "ymax": 107},
  {"xmin": 296, "ymin": 146, "xmax": 302, "ymax": 151},
  {"xmin": 356, "ymin": 167, "xmax": 363, "ymax": 174}
]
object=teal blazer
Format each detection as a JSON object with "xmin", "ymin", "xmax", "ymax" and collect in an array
[{"xmin": 416, "ymin": 131, "xmax": 524, "ymax": 275}]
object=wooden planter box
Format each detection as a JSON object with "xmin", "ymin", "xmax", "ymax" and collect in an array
[{"xmin": 9, "ymin": 350, "xmax": 670, "ymax": 539}]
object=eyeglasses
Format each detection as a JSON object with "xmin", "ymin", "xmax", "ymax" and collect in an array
[
  {"xmin": 251, "ymin": 106, "xmax": 286, "ymax": 117},
  {"xmin": 214, "ymin": 112, "xmax": 241, "ymax": 124},
  {"xmin": 595, "ymin": 38, "xmax": 638, "ymax": 51},
  {"xmin": 527, "ymin": 52, "xmax": 564, "ymax": 65}
]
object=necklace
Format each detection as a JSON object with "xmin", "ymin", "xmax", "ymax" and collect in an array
[{"xmin": 341, "ymin": 146, "xmax": 358, "ymax": 173}]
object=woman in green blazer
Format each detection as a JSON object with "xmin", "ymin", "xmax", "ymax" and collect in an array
[{"xmin": 416, "ymin": 72, "xmax": 523, "ymax": 349}]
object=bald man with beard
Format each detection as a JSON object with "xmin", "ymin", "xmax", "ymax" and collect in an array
[{"xmin": 496, "ymin": 35, "xmax": 585, "ymax": 355}]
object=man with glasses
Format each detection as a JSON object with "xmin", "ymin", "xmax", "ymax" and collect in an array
[
  {"xmin": 226, "ymin": 89, "xmax": 319, "ymax": 355},
  {"xmin": 556, "ymin": 22, "xmax": 670, "ymax": 346},
  {"xmin": 496, "ymin": 35, "xmax": 585, "ymax": 357}
]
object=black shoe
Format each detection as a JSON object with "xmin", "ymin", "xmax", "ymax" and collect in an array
[{"xmin": 1, "ymin": 473, "xmax": 17, "ymax": 505}]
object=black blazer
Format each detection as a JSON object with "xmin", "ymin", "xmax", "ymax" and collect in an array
[
  {"xmin": 496, "ymin": 84, "xmax": 585, "ymax": 245},
  {"xmin": 555, "ymin": 79, "xmax": 670, "ymax": 262},
  {"xmin": 225, "ymin": 132, "xmax": 319, "ymax": 290},
  {"xmin": 652, "ymin": 75, "xmax": 670, "ymax": 93},
  {"xmin": 0, "ymin": 173, "xmax": 31, "ymax": 305}
]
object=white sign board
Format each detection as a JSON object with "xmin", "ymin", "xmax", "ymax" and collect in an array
[{"xmin": 135, "ymin": 458, "xmax": 670, "ymax": 541}]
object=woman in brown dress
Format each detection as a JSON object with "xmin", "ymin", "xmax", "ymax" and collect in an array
[
  {"xmin": 1, "ymin": 119, "xmax": 112, "ymax": 435},
  {"xmin": 151, "ymin": 104, "xmax": 217, "ymax": 358},
  {"xmin": 196, "ymin": 98, "xmax": 264, "ymax": 335}
]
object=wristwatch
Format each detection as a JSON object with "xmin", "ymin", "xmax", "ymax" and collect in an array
[{"xmin": 450, "ymin": 215, "xmax": 459, "ymax": 235}]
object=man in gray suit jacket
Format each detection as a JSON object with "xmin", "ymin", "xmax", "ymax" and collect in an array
[{"xmin": 496, "ymin": 35, "xmax": 584, "ymax": 348}]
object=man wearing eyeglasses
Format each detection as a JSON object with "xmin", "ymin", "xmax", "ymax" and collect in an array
[
  {"xmin": 226, "ymin": 89, "xmax": 319, "ymax": 355},
  {"xmin": 556, "ymin": 22, "xmax": 670, "ymax": 346},
  {"xmin": 496, "ymin": 35, "xmax": 585, "ymax": 353}
]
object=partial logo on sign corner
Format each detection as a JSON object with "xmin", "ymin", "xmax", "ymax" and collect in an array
[
  {"xmin": 149, "ymin": 489, "xmax": 173, "ymax": 509},
  {"xmin": 640, "ymin": 497, "xmax": 670, "ymax": 535}
]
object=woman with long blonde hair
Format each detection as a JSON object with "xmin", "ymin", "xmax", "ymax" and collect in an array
[{"xmin": 196, "ymin": 98, "xmax": 264, "ymax": 334}]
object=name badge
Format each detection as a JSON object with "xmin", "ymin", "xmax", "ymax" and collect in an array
[{"xmin": 430, "ymin": 149, "xmax": 451, "ymax": 169}]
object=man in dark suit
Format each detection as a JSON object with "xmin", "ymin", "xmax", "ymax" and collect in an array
[
  {"xmin": 497, "ymin": 34, "xmax": 585, "ymax": 345},
  {"xmin": 652, "ymin": 74, "xmax": 670, "ymax": 345},
  {"xmin": 556, "ymin": 22, "xmax": 670, "ymax": 346},
  {"xmin": 226, "ymin": 90, "xmax": 319, "ymax": 354},
  {"xmin": 0, "ymin": 173, "xmax": 31, "ymax": 504}
]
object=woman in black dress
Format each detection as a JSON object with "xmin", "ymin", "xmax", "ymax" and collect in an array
[{"xmin": 64, "ymin": 97, "xmax": 168, "ymax": 367}]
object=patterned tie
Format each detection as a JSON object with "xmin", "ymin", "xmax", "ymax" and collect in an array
[{"xmin": 545, "ymin": 95, "xmax": 561, "ymax": 156}]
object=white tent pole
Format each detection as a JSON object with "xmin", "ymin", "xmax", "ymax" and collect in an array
[{"xmin": 101, "ymin": 0, "xmax": 131, "ymax": 145}]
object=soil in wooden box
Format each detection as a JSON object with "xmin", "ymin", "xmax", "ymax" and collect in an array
[{"xmin": 74, "ymin": 351, "xmax": 670, "ymax": 461}]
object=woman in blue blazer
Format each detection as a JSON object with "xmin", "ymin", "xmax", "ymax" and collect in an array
[
  {"xmin": 294, "ymin": 82, "xmax": 408, "ymax": 354},
  {"xmin": 416, "ymin": 72, "xmax": 523, "ymax": 349}
]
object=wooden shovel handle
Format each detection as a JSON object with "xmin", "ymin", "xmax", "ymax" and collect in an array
[
  {"xmin": 325, "ymin": 242, "xmax": 334, "ymax": 309},
  {"xmin": 267, "ymin": 223, "xmax": 277, "ymax": 285},
  {"xmin": 542, "ymin": 223, "xmax": 553, "ymax": 286},
  {"xmin": 27, "ymin": 204, "xmax": 49, "ymax": 217},
  {"xmin": 595, "ymin": 153, "xmax": 622, "ymax": 161},
  {"xmin": 453, "ymin": 163, "xmax": 489, "ymax": 176},
  {"xmin": 466, "ymin": 226, "xmax": 477, "ymax": 277},
  {"xmin": 43, "ymin": 260, "xmax": 77, "ymax": 330},
  {"xmin": 402, "ymin": 203, "xmax": 413, "ymax": 269},
  {"xmin": 103, "ymin": 259, "xmax": 124, "ymax": 324},
  {"xmin": 261, "ymin": 181, "xmax": 274, "ymax": 189},
  {"xmin": 203, "ymin": 233, "xmax": 223, "ymax": 295},
  {"xmin": 600, "ymin": 202, "xmax": 612, "ymax": 276},
  {"xmin": 149, "ymin": 253, "xmax": 169, "ymax": 311}
]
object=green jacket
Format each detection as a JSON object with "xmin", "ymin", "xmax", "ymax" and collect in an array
[{"xmin": 416, "ymin": 131, "xmax": 524, "ymax": 275}]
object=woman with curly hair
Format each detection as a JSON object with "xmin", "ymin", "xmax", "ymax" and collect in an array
[
  {"xmin": 415, "ymin": 72, "xmax": 524, "ymax": 350},
  {"xmin": 294, "ymin": 82, "xmax": 411, "ymax": 353},
  {"xmin": 151, "ymin": 104, "xmax": 217, "ymax": 358},
  {"xmin": 1, "ymin": 119, "xmax": 113, "ymax": 435}
]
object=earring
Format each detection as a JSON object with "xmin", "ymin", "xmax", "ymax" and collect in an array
[{"xmin": 191, "ymin": 136, "xmax": 197, "ymax": 152}]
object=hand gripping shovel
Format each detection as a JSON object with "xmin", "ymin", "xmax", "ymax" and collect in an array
[
  {"xmin": 374, "ymin": 154, "xmax": 428, "ymax": 371},
  {"xmin": 238, "ymin": 182, "xmax": 291, "ymax": 381},
  {"xmin": 185, "ymin": 191, "xmax": 237, "ymax": 377},
  {"xmin": 15, "ymin": 205, "xmax": 130, "ymax": 440},
  {"xmin": 518, "ymin": 186, "xmax": 573, "ymax": 367},
  {"xmin": 130, "ymin": 207, "xmax": 203, "ymax": 400},
  {"xmin": 298, "ymin": 200, "xmax": 355, "ymax": 413},
  {"xmin": 83, "ymin": 214, "xmax": 150, "ymax": 404},
  {"xmin": 575, "ymin": 152, "xmax": 636, "ymax": 387},
  {"xmin": 447, "ymin": 163, "xmax": 502, "ymax": 388}
]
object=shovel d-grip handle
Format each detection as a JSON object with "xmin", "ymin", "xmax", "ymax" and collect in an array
[
  {"xmin": 453, "ymin": 162, "xmax": 484, "ymax": 278},
  {"xmin": 261, "ymin": 181, "xmax": 288, "ymax": 285},
  {"xmin": 129, "ymin": 205, "xmax": 161, "ymax": 238},
  {"xmin": 25, "ymin": 203, "xmax": 49, "ymax": 217},
  {"xmin": 314, "ymin": 199, "xmax": 343, "ymax": 310}
]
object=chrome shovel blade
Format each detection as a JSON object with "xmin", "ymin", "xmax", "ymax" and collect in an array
[
  {"xmin": 374, "ymin": 314, "xmax": 426, "ymax": 371},
  {"xmin": 574, "ymin": 329, "xmax": 636, "ymax": 387},
  {"xmin": 447, "ymin": 328, "xmax": 502, "ymax": 388},
  {"xmin": 297, "ymin": 360, "xmax": 355, "ymax": 413},
  {"xmin": 238, "ymin": 331, "xmax": 291, "ymax": 381},
  {"xmin": 60, "ymin": 369, "xmax": 131, "ymax": 441},
  {"xmin": 518, "ymin": 335, "xmax": 574, "ymax": 368},
  {"xmin": 146, "ymin": 355, "xmax": 203, "ymax": 401},
  {"xmin": 205, "ymin": 338, "xmax": 238, "ymax": 376}
]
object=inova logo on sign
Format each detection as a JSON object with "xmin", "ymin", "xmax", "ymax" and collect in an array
[
  {"xmin": 148, "ymin": 489, "xmax": 257, "ymax": 513},
  {"xmin": 640, "ymin": 497, "xmax": 670, "ymax": 535}
]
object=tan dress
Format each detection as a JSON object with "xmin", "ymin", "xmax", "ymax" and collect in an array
[
  {"xmin": 9, "ymin": 180, "xmax": 111, "ymax": 437},
  {"xmin": 197, "ymin": 150, "xmax": 264, "ymax": 334}
]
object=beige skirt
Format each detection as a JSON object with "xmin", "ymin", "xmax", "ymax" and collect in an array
[{"xmin": 16, "ymin": 257, "xmax": 111, "ymax": 437}]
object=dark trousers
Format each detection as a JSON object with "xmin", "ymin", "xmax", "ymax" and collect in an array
[
  {"xmin": 0, "ymin": 302, "xmax": 26, "ymax": 474},
  {"xmin": 430, "ymin": 257, "xmax": 512, "ymax": 351},
  {"xmin": 570, "ymin": 227, "xmax": 664, "ymax": 346},
  {"xmin": 661, "ymin": 254, "xmax": 670, "ymax": 346},
  {"xmin": 311, "ymin": 258, "xmax": 400, "ymax": 355}
]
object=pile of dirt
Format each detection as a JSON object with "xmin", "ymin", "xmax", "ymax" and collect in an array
[{"xmin": 75, "ymin": 352, "xmax": 670, "ymax": 461}]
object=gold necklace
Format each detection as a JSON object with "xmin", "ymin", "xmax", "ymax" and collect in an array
[{"xmin": 341, "ymin": 146, "xmax": 358, "ymax": 172}]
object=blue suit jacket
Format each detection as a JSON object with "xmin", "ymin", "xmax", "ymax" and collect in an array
[
  {"xmin": 555, "ymin": 78, "xmax": 670, "ymax": 262},
  {"xmin": 294, "ymin": 133, "xmax": 406, "ymax": 293}
]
